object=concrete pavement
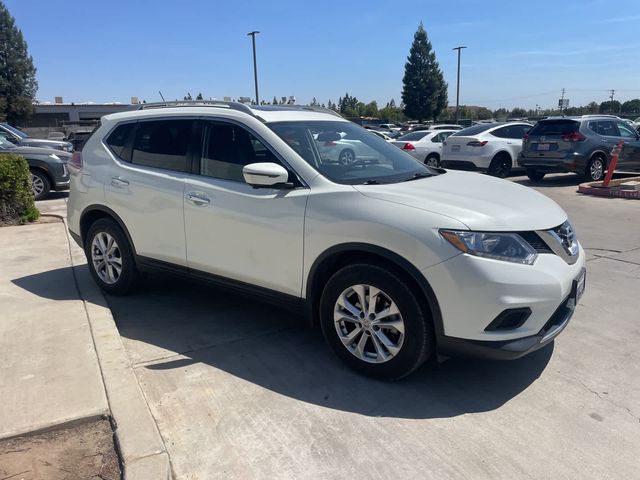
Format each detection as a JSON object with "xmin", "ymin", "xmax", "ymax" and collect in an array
[
  {"xmin": 0, "ymin": 221, "xmax": 108, "ymax": 439},
  {"xmin": 105, "ymin": 173, "xmax": 640, "ymax": 479}
]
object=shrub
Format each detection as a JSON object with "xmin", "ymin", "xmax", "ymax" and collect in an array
[{"xmin": 0, "ymin": 153, "xmax": 39, "ymax": 225}]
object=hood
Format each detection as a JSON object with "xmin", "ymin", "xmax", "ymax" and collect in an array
[
  {"xmin": 353, "ymin": 170, "xmax": 567, "ymax": 231},
  {"xmin": 19, "ymin": 138, "xmax": 71, "ymax": 149},
  {"xmin": 8, "ymin": 145, "xmax": 72, "ymax": 159}
]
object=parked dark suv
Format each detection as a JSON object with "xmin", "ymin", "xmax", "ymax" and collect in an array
[{"xmin": 520, "ymin": 116, "xmax": 640, "ymax": 181}]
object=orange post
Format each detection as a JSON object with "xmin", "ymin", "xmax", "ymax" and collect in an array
[{"xmin": 602, "ymin": 140, "xmax": 623, "ymax": 187}]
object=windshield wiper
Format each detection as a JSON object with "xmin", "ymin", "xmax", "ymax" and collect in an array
[{"xmin": 402, "ymin": 172, "xmax": 433, "ymax": 182}]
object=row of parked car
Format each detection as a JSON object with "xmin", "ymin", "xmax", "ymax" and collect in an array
[{"xmin": 384, "ymin": 115, "xmax": 640, "ymax": 182}]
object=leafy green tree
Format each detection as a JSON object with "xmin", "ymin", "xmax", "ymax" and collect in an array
[
  {"xmin": 621, "ymin": 99, "xmax": 640, "ymax": 114},
  {"xmin": 510, "ymin": 107, "xmax": 527, "ymax": 118},
  {"xmin": 0, "ymin": 1, "xmax": 38, "ymax": 124},
  {"xmin": 476, "ymin": 107, "xmax": 492, "ymax": 120},
  {"xmin": 310, "ymin": 97, "xmax": 319, "ymax": 106},
  {"xmin": 599, "ymin": 100, "xmax": 621, "ymax": 114},
  {"xmin": 401, "ymin": 23, "xmax": 448, "ymax": 122},
  {"xmin": 196, "ymin": 92, "xmax": 203, "ymax": 100},
  {"xmin": 363, "ymin": 101, "xmax": 378, "ymax": 117},
  {"xmin": 183, "ymin": 92, "xmax": 193, "ymax": 101}
]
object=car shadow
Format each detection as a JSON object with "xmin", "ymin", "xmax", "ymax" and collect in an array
[
  {"xmin": 40, "ymin": 191, "xmax": 69, "ymax": 201},
  {"xmin": 511, "ymin": 172, "xmax": 638, "ymax": 189},
  {"xmin": 13, "ymin": 268, "xmax": 554, "ymax": 420}
]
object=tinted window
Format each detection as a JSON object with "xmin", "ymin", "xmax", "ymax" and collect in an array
[
  {"xmin": 106, "ymin": 122, "xmax": 134, "ymax": 160},
  {"xmin": 616, "ymin": 122, "xmax": 637, "ymax": 138},
  {"xmin": 452, "ymin": 124, "xmax": 497, "ymax": 136},
  {"xmin": 492, "ymin": 124, "xmax": 531, "ymax": 139},
  {"xmin": 491, "ymin": 126, "xmax": 511, "ymax": 138},
  {"xmin": 131, "ymin": 120, "xmax": 193, "ymax": 172},
  {"xmin": 201, "ymin": 122, "xmax": 279, "ymax": 182},
  {"xmin": 397, "ymin": 131, "xmax": 429, "ymax": 141},
  {"xmin": 529, "ymin": 120, "xmax": 578, "ymax": 136}
]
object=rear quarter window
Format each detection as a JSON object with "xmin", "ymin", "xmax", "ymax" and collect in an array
[{"xmin": 105, "ymin": 122, "xmax": 135, "ymax": 160}]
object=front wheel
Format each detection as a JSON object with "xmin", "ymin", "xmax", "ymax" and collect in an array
[
  {"xmin": 319, "ymin": 264, "xmax": 433, "ymax": 380},
  {"xmin": 487, "ymin": 153, "xmax": 512, "ymax": 178},
  {"xmin": 30, "ymin": 169, "xmax": 51, "ymax": 200},
  {"xmin": 85, "ymin": 218, "xmax": 139, "ymax": 295}
]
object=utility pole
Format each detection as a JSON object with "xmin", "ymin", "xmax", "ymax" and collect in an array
[
  {"xmin": 247, "ymin": 31, "xmax": 260, "ymax": 104},
  {"xmin": 560, "ymin": 88, "xmax": 565, "ymax": 115},
  {"xmin": 609, "ymin": 89, "xmax": 616, "ymax": 112},
  {"xmin": 453, "ymin": 46, "xmax": 467, "ymax": 124}
]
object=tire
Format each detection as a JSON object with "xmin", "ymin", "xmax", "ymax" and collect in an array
[
  {"xmin": 85, "ymin": 218, "xmax": 139, "ymax": 295},
  {"xmin": 585, "ymin": 155, "xmax": 606, "ymax": 181},
  {"xmin": 30, "ymin": 169, "xmax": 51, "ymax": 201},
  {"xmin": 425, "ymin": 154, "xmax": 440, "ymax": 168},
  {"xmin": 526, "ymin": 168, "xmax": 546, "ymax": 181},
  {"xmin": 319, "ymin": 264, "xmax": 433, "ymax": 380},
  {"xmin": 338, "ymin": 148, "xmax": 356, "ymax": 165},
  {"xmin": 487, "ymin": 152, "xmax": 512, "ymax": 178}
]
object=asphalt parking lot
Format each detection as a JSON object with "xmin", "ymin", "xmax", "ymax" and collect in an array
[{"xmin": 103, "ymin": 173, "xmax": 640, "ymax": 480}]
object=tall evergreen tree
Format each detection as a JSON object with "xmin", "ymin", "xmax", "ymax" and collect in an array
[
  {"xmin": 272, "ymin": 95, "xmax": 278, "ymax": 105},
  {"xmin": 0, "ymin": 1, "xmax": 38, "ymax": 124},
  {"xmin": 401, "ymin": 23, "xmax": 447, "ymax": 122},
  {"xmin": 196, "ymin": 92, "xmax": 203, "ymax": 100}
]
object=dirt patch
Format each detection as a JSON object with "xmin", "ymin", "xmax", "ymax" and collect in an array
[{"xmin": 0, "ymin": 418, "xmax": 121, "ymax": 480}]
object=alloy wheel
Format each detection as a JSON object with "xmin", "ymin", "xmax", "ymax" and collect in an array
[
  {"xmin": 339, "ymin": 149, "xmax": 355, "ymax": 165},
  {"xmin": 91, "ymin": 232, "xmax": 123, "ymax": 285},
  {"xmin": 590, "ymin": 158, "xmax": 604, "ymax": 180},
  {"xmin": 333, "ymin": 284, "xmax": 405, "ymax": 363},
  {"xmin": 31, "ymin": 174, "xmax": 45, "ymax": 197},
  {"xmin": 425, "ymin": 156, "xmax": 439, "ymax": 167}
]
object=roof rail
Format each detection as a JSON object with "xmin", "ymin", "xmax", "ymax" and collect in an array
[
  {"xmin": 253, "ymin": 104, "xmax": 343, "ymax": 118},
  {"xmin": 137, "ymin": 100, "xmax": 256, "ymax": 117}
]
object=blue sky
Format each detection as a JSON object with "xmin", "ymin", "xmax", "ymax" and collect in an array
[{"xmin": 6, "ymin": 0, "xmax": 640, "ymax": 109}]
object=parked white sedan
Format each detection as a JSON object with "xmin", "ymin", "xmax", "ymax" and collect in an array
[
  {"xmin": 392, "ymin": 130, "xmax": 456, "ymax": 167},
  {"xmin": 441, "ymin": 122, "xmax": 532, "ymax": 177}
]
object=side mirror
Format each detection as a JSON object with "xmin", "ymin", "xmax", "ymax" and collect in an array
[{"xmin": 242, "ymin": 162, "xmax": 292, "ymax": 188}]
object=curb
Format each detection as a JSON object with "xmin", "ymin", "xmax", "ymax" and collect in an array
[
  {"xmin": 577, "ymin": 176, "xmax": 640, "ymax": 199},
  {"xmin": 62, "ymin": 220, "xmax": 172, "ymax": 480}
]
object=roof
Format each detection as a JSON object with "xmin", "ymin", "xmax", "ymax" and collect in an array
[{"xmin": 103, "ymin": 101, "xmax": 346, "ymax": 124}]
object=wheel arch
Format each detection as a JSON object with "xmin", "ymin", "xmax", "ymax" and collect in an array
[
  {"xmin": 29, "ymin": 164, "xmax": 54, "ymax": 187},
  {"xmin": 492, "ymin": 149, "xmax": 512, "ymax": 162},
  {"xmin": 80, "ymin": 205, "xmax": 137, "ymax": 255},
  {"xmin": 305, "ymin": 243, "xmax": 443, "ymax": 335}
]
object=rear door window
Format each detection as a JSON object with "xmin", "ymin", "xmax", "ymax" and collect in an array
[{"xmin": 131, "ymin": 120, "xmax": 195, "ymax": 173}]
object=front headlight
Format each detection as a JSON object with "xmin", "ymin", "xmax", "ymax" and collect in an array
[{"xmin": 440, "ymin": 230, "xmax": 538, "ymax": 265}]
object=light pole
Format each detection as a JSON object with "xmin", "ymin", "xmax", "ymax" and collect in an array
[
  {"xmin": 452, "ymin": 46, "xmax": 467, "ymax": 123},
  {"xmin": 247, "ymin": 31, "xmax": 260, "ymax": 104}
]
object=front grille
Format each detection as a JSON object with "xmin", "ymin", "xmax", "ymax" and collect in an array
[{"xmin": 518, "ymin": 231, "xmax": 553, "ymax": 254}]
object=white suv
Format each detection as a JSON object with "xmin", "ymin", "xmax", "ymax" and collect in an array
[{"xmin": 67, "ymin": 102, "xmax": 586, "ymax": 379}]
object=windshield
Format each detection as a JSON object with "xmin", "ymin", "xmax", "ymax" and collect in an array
[
  {"xmin": 267, "ymin": 121, "xmax": 437, "ymax": 185},
  {"xmin": 1, "ymin": 123, "xmax": 28, "ymax": 138},
  {"xmin": 0, "ymin": 136, "xmax": 16, "ymax": 150}
]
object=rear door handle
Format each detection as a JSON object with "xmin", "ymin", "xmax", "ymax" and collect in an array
[
  {"xmin": 186, "ymin": 192, "xmax": 210, "ymax": 206},
  {"xmin": 111, "ymin": 176, "xmax": 129, "ymax": 187}
]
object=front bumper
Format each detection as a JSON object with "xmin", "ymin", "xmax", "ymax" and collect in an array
[
  {"xmin": 437, "ymin": 276, "xmax": 583, "ymax": 359},
  {"xmin": 423, "ymin": 244, "xmax": 586, "ymax": 359}
]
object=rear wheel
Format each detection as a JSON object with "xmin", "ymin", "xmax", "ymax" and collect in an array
[
  {"xmin": 487, "ymin": 152, "xmax": 512, "ymax": 178},
  {"xmin": 586, "ymin": 155, "xmax": 606, "ymax": 181},
  {"xmin": 319, "ymin": 264, "xmax": 433, "ymax": 380},
  {"xmin": 85, "ymin": 218, "xmax": 139, "ymax": 295},
  {"xmin": 425, "ymin": 154, "xmax": 440, "ymax": 167},
  {"xmin": 526, "ymin": 168, "xmax": 546, "ymax": 181},
  {"xmin": 338, "ymin": 148, "xmax": 356, "ymax": 165},
  {"xmin": 30, "ymin": 169, "xmax": 50, "ymax": 200}
]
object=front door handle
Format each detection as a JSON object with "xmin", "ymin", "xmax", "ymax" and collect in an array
[
  {"xmin": 111, "ymin": 176, "xmax": 129, "ymax": 187},
  {"xmin": 186, "ymin": 192, "xmax": 210, "ymax": 206}
]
